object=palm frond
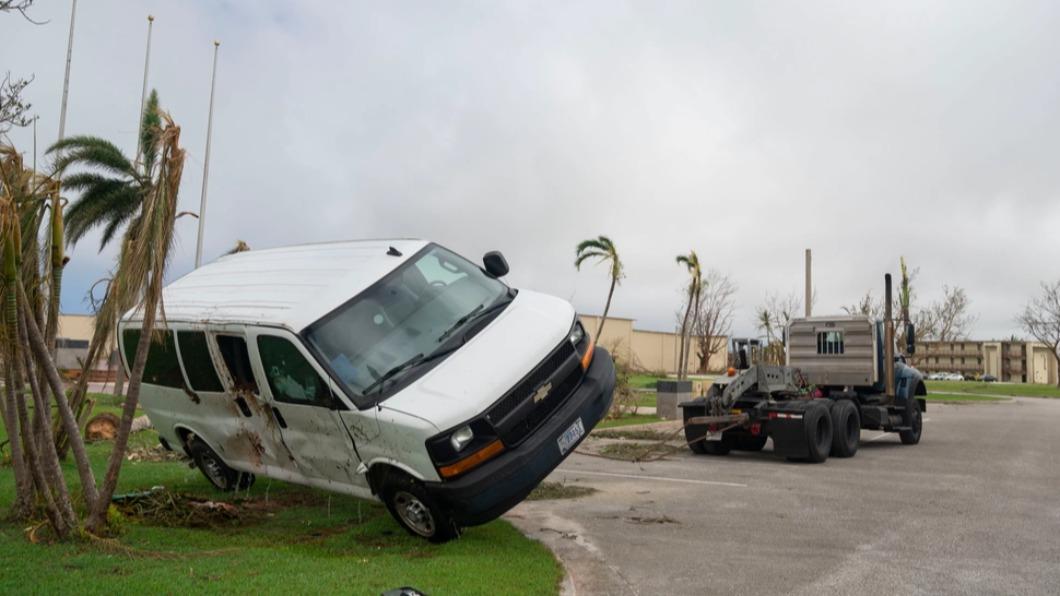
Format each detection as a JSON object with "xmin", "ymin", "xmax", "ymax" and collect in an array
[
  {"xmin": 64, "ymin": 181, "xmax": 138, "ymax": 246},
  {"xmin": 140, "ymin": 89, "xmax": 162, "ymax": 173},
  {"xmin": 50, "ymin": 137, "xmax": 136, "ymax": 179}
]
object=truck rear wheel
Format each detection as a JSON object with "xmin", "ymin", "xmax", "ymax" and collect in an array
[
  {"xmin": 787, "ymin": 403, "xmax": 832, "ymax": 463},
  {"xmin": 899, "ymin": 398, "xmax": 923, "ymax": 445},
  {"xmin": 829, "ymin": 400, "xmax": 860, "ymax": 458}
]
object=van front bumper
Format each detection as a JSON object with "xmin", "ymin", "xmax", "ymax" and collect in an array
[{"xmin": 424, "ymin": 347, "xmax": 616, "ymax": 526}]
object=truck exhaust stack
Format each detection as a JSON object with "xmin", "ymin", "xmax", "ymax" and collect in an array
[{"xmin": 884, "ymin": 273, "xmax": 895, "ymax": 400}]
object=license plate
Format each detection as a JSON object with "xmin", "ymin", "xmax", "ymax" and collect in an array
[{"xmin": 557, "ymin": 418, "xmax": 586, "ymax": 455}]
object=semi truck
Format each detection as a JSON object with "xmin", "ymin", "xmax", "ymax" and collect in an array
[{"xmin": 679, "ymin": 274, "xmax": 925, "ymax": 462}]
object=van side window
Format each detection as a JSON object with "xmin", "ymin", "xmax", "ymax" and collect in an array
[
  {"xmin": 257, "ymin": 335, "xmax": 334, "ymax": 407},
  {"xmin": 122, "ymin": 329, "xmax": 185, "ymax": 388},
  {"xmin": 216, "ymin": 335, "xmax": 258, "ymax": 393},
  {"xmin": 177, "ymin": 331, "xmax": 224, "ymax": 392}
]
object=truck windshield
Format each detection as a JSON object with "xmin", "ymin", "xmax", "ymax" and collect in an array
[{"xmin": 304, "ymin": 245, "xmax": 510, "ymax": 405}]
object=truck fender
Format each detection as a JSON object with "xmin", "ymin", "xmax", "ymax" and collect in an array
[{"xmin": 365, "ymin": 458, "xmax": 430, "ymax": 494}]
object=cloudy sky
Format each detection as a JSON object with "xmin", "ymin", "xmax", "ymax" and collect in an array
[{"xmin": 3, "ymin": 1, "xmax": 1058, "ymax": 339}]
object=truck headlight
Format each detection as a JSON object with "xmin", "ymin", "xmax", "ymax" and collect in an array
[
  {"xmin": 450, "ymin": 425, "xmax": 474, "ymax": 452},
  {"xmin": 569, "ymin": 322, "xmax": 585, "ymax": 346}
]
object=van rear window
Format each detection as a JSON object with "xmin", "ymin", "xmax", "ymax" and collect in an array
[
  {"xmin": 122, "ymin": 329, "xmax": 185, "ymax": 388},
  {"xmin": 177, "ymin": 331, "xmax": 224, "ymax": 392}
]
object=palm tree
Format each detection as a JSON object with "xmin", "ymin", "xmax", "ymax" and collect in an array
[
  {"xmin": 49, "ymin": 89, "xmax": 161, "ymax": 251},
  {"xmin": 676, "ymin": 251, "xmax": 701, "ymax": 379},
  {"xmin": 84, "ymin": 110, "xmax": 186, "ymax": 532},
  {"xmin": 575, "ymin": 236, "xmax": 623, "ymax": 339},
  {"xmin": 47, "ymin": 90, "xmax": 162, "ymax": 456}
]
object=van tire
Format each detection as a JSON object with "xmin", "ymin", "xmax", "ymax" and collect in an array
[
  {"xmin": 380, "ymin": 473, "xmax": 461, "ymax": 543},
  {"xmin": 188, "ymin": 436, "xmax": 255, "ymax": 492}
]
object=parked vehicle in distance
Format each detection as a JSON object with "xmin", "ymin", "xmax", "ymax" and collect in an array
[
  {"xmin": 120, "ymin": 239, "xmax": 616, "ymax": 542},
  {"xmin": 680, "ymin": 274, "xmax": 925, "ymax": 463},
  {"xmin": 943, "ymin": 372, "xmax": 965, "ymax": 381},
  {"xmin": 927, "ymin": 372, "xmax": 946, "ymax": 381},
  {"xmin": 979, "ymin": 373, "xmax": 997, "ymax": 382}
]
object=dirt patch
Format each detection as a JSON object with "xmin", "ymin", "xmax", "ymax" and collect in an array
[
  {"xmin": 626, "ymin": 515, "xmax": 679, "ymax": 525},
  {"xmin": 125, "ymin": 445, "xmax": 187, "ymax": 463},
  {"xmin": 526, "ymin": 481, "xmax": 599, "ymax": 501},
  {"xmin": 593, "ymin": 428, "xmax": 678, "ymax": 442}
]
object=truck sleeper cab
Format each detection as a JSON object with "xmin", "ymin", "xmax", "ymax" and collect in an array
[{"xmin": 120, "ymin": 239, "xmax": 616, "ymax": 542}]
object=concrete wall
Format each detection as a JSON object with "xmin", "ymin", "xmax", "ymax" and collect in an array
[{"xmin": 579, "ymin": 314, "xmax": 728, "ymax": 374}]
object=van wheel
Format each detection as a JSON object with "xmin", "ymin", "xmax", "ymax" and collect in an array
[
  {"xmin": 380, "ymin": 473, "xmax": 460, "ymax": 543},
  {"xmin": 188, "ymin": 436, "xmax": 255, "ymax": 492}
]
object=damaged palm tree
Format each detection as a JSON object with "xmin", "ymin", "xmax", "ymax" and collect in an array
[
  {"xmin": 0, "ymin": 93, "xmax": 188, "ymax": 538},
  {"xmin": 49, "ymin": 90, "xmax": 163, "ymax": 457}
]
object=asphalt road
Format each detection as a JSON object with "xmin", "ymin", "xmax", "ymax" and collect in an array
[{"xmin": 507, "ymin": 398, "xmax": 1060, "ymax": 595}]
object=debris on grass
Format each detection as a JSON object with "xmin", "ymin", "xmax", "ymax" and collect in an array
[
  {"xmin": 112, "ymin": 487, "xmax": 245, "ymax": 528},
  {"xmin": 526, "ymin": 481, "xmax": 598, "ymax": 501},
  {"xmin": 597, "ymin": 441, "xmax": 681, "ymax": 462},
  {"xmin": 593, "ymin": 428, "xmax": 677, "ymax": 442},
  {"xmin": 125, "ymin": 445, "xmax": 187, "ymax": 463}
]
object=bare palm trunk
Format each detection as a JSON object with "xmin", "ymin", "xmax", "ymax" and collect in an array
[
  {"xmin": 17, "ymin": 280, "xmax": 99, "ymax": 509},
  {"xmin": 687, "ymin": 284, "xmax": 702, "ymax": 377},
  {"xmin": 55, "ymin": 329, "xmax": 103, "ymax": 458},
  {"xmin": 1, "ymin": 360, "xmax": 33, "ymax": 519},
  {"xmin": 678, "ymin": 291, "xmax": 693, "ymax": 380},
  {"xmin": 596, "ymin": 275, "xmax": 617, "ymax": 340},
  {"xmin": 86, "ymin": 264, "xmax": 163, "ymax": 531}
]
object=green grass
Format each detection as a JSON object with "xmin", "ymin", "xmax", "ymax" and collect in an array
[
  {"xmin": 634, "ymin": 392, "xmax": 656, "ymax": 408},
  {"xmin": 926, "ymin": 380, "xmax": 1060, "ymax": 398},
  {"xmin": 926, "ymin": 392, "xmax": 1007, "ymax": 403},
  {"xmin": 1, "ymin": 397, "xmax": 562, "ymax": 595},
  {"xmin": 595, "ymin": 413, "xmax": 662, "ymax": 429},
  {"xmin": 629, "ymin": 374, "xmax": 666, "ymax": 389}
]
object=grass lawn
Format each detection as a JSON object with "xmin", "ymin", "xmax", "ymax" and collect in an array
[
  {"xmin": 629, "ymin": 374, "xmax": 666, "ymax": 389},
  {"xmin": 595, "ymin": 413, "xmax": 662, "ymax": 429},
  {"xmin": 926, "ymin": 392, "xmax": 1007, "ymax": 403},
  {"xmin": 634, "ymin": 392, "xmax": 656, "ymax": 408},
  {"xmin": 1, "ymin": 396, "xmax": 562, "ymax": 595},
  {"xmin": 926, "ymin": 380, "xmax": 1060, "ymax": 399}
]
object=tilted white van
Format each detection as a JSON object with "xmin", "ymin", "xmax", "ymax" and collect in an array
[{"xmin": 119, "ymin": 240, "xmax": 616, "ymax": 542}]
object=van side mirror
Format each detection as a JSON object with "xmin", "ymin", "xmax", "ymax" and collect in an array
[
  {"xmin": 483, "ymin": 251, "xmax": 509, "ymax": 278},
  {"xmin": 905, "ymin": 322, "xmax": 916, "ymax": 355}
]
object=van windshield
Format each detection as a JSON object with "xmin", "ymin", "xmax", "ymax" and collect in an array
[{"xmin": 304, "ymin": 245, "xmax": 510, "ymax": 405}]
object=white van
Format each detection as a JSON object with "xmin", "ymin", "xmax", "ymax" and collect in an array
[{"xmin": 119, "ymin": 239, "xmax": 615, "ymax": 542}]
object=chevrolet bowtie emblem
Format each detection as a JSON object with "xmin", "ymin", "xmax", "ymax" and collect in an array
[{"xmin": 531, "ymin": 382, "xmax": 552, "ymax": 404}]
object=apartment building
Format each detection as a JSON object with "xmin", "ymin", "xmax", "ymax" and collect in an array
[{"xmin": 911, "ymin": 340, "xmax": 1058, "ymax": 384}]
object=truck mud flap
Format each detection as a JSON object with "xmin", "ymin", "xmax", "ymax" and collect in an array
[{"xmin": 769, "ymin": 417, "xmax": 810, "ymax": 459}]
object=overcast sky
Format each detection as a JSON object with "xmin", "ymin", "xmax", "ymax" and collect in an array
[{"xmin": 3, "ymin": 1, "xmax": 1058, "ymax": 339}]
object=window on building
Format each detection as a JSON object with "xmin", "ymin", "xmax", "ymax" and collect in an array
[
  {"xmin": 257, "ymin": 335, "xmax": 334, "ymax": 407},
  {"xmin": 177, "ymin": 331, "xmax": 224, "ymax": 393},
  {"xmin": 816, "ymin": 331, "xmax": 844, "ymax": 355},
  {"xmin": 122, "ymin": 329, "xmax": 185, "ymax": 388},
  {"xmin": 216, "ymin": 335, "xmax": 258, "ymax": 393}
]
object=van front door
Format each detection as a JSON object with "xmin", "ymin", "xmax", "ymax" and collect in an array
[{"xmin": 251, "ymin": 330, "xmax": 365, "ymax": 489}]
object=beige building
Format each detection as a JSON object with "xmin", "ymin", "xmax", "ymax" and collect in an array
[
  {"xmin": 56, "ymin": 314, "xmax": 116, "ymax": 374},
  {"xmin": 911, "ymin": 340, "xmax": 1058, "ymax": 384},
  {"xmin": 579, "ymin": 314, "xmax": 728, "ymax": 374}
]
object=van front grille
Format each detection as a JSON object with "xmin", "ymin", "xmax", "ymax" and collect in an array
[{"xmin": 486, "ymin": 340, "xmax": 583, "ymax": 446}]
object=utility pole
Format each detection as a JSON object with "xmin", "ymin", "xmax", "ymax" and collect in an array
[
  {"xmin": 56, "ymin": 0, "xmax": 78, "ymax": 142},
  {"xmin": 195, "ymin": 41, "xmax": 220, "ymax": 269},
  {"xmin": 134, "ymin": 15, "xmax": 155, "ymax": 166},
  {"xmin": 805, "ymin": 249, "xmax": 812, "ymax": 317}
]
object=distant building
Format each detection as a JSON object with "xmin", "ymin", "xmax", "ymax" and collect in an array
[
  {"xmin": 57, "ymin": 314, "xmax": 116, "ymax": 378},
  {"xmin": 910, "ymin": 340, "xmax": 1058, "ymax": 384},
  {"xmin": 578, "ymin": 314, "xmax": 728, "ymax": 374}
]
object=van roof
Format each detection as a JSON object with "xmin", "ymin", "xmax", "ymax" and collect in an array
[{"xmin": 124, "ymin": 239, "xmax": 429, "ymax": 331}]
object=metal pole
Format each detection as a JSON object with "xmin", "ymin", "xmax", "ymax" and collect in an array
[
  {"xmin": 134, "ymin": 15, "xmax": 155, "ymax": 166},
  {"xmin": 884, "ymin": 274, "xmax": 896, "ymax": 399},
  {"xmin": 195, "ymin": 41, "xmax": 220, "ymax": 269},
  {"xmin": 804, "ymin": 249, "xmax": 812, "ymax": 317},
  {"xmin": 56, "ymin": 0, "xmax": 78, "ymax": 142}
]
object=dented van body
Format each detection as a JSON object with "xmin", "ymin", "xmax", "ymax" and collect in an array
[{"xmin": 119, "ymin": 239, "xmax": 615, "ymax": 542}]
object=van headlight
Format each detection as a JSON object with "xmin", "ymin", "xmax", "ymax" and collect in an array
[
  {"xmin": 450, "ymin": 425, "xmax": 474, "ymax": 452},
  {"xmin": 426, "ymin": 419, "xmax": 504, "ymax": 480},
  {"xmin": 570, "ymin": 319, "xmax": 594, "ymax": 370}
]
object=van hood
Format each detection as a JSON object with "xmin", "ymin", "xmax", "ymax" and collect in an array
[{"xmin": 380, "ymin": 289, "xmax": 575, "ymax": 431}]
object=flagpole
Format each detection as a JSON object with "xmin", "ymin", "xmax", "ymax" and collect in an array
[
  {"xmin": 134, "ymin": 14, "xmax": 155, "ymax": 166},
  {"xmin": 195, "ymin": 41, "xmax": 220, "ymax": 269},
  {"xmin": 56, "ymin": 0, "xmax": 78, "ymax": 142}
]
